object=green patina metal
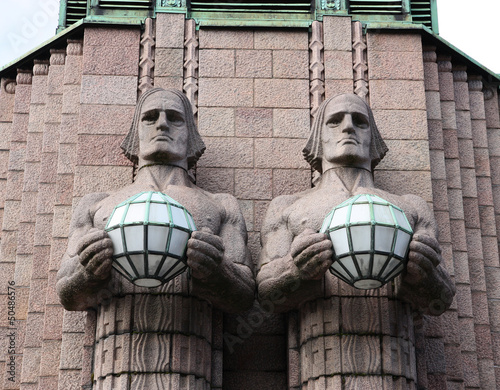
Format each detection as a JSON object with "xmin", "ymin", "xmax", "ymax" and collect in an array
[{"xmin": 54, "ymin": 0, "xmax": 438, "ymax": 31}]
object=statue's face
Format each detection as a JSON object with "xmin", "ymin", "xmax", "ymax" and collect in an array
[
  {"xmin": 321, "ymin": 95, "xmax": 372, "ymax": 171},
  {"xmin": 137, "ymin": 91, "xmax": 188, "ymax": 165}
]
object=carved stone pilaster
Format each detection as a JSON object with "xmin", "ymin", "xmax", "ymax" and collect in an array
[
  {"xmin": 16, "ymin": 69, "xmax": 32, "ymax": 85},
  {"xmin": 452, "ymin": 65, "xmax": 468, "ymax": 82},
  {"xmin": 352, "ymin": 21, "xmax": 368, "ymax": 101},
  {"xmin": 138, "ymin": 17, "xmax": 156, "ymax": 94},
  {"xmin": 483, "ymin": 85, "xmax": 495, "ymax": 100},
  {"xmin": 437, "ymin": 55, "xmax": 452, "ymax": 73},
  {"xmin": 468, "ymin": 75, "xmax": 483, "ymax": 92},
  {"xmin": 309, "ymin": 21, "xmax": 325, "ymax": 118},
  {"xmin": 50, "ymin": 49, "xmax": 66, "ymax": 66},
  {"xmin": 1, "ymin": 78, "xmax": 16, "ymax": 94},
  {"xmin": 183, "ymin": 18, "xmax": 199, "ymax": 115},
  {"xmin": 422, "ymin": 46, "xmax": 437, "ymax": 63},
  {"xmin": 67, "ymin": 39, "xmax": 83, "ymax": 56},
  {"xmin": 33, "ymin": 60, "xmax": 50, "ymax": 76}
]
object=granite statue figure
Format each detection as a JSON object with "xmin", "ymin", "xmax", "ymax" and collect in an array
[
  {"xmin": 56, "ymin": 88, "xmax": 254, "ymax": 388},
  {"xmin": 257, "ymin": 93, "xmax": 455, "ymax": 313}
]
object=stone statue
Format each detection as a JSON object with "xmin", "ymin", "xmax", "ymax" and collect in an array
[
  {"xmin": 56, "ymin": 88, "xmax": 254, "ymax": 389},
  {"xmin": 257, "ymin": 94, "xmax": 455, "ymax": 388}
]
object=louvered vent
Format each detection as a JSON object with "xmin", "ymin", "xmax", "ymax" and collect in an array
[
  {"xmin": 66, "ymin": 0, "xmax": 88, "ymax": 25},
  {"xmin": 98, "ymin": 0, "xmax": 152, "ymax": 9},
  {"xmin": 189, "ymin": 0, "xmax": 312, "ymax": 13},
  {"xmin": 349, "ymin": 0, "xmax": 403, "ymax": 14},
  {"xmin": 410, "ymin": 0, "xmax": 432, "ymax": 28}
]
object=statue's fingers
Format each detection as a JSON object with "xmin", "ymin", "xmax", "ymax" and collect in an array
[
  {"xmin": 291, "ymin": 231, "xmax": 329, "ymax": 258},
  {"xmin": 300, "ymin": 251, "xmax": 333, "ymax": 280},
  {"xmin": 187, "ymin": 254, "xmax": 216, "ymax": 279},
  {"xmin": 294, "ymin": 240, "xmax": 332, "ymax": 268},
  {"xmin": 408, "ymin": 241, "xmax": 441, "ymax": 268},
  {"xmin": 79, "ymin": 238, "xmax": 113, "ymax": 266},
  {"xmin": 412, "ymin": 234, "xmax": 441, "ymax": 255},
  {"xmin": 190, "ymin": 230, "xmax": 225, "ymax": 252},
  {"xmin": 77, "ymin": 229, "xmax": 110, "ymax": 256},
  {"xmin": 187, "ymin": 238, "xmax": 223, "ymax": 263},
  {"xmin": 86, "ymin": 250, "xmax": 114, "ymax": 279}
]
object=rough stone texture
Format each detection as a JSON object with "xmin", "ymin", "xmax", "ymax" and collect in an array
[
  {"xmin": 235, "ymin": 50, "xmax": 272, "ymax": 79},
  {"xmin": 272, "ymin": 109, "xmax": 310, "ymax": 139},
  {"xmin": 323, "ymin": 16, "xmax": 352, "ymax": 51},
  {"xmin": 370, "ymin": 80, "xmax": 427, "ymax": 110},
  {"xmin": 200, "ymin": 49, "xmax": 235, "ymax": 78},
  {"xmin": 155, "ymin": 13, "xmax": 185, "ymax": 49},
  {"xmin": 254, "ymin": 79, "xmax": 309, "ymax": 108},
  {"xmin": 80, "ymin": 75, "xmax": 138, "ymax": 105},
  {"xmin": 198, "ymin": 138, "xmax": 253, "ymax": 168},
  {"xmin": 324, "ymin": 50, "xmax": 354, "ymax": 80},
  {"xmin": 273, "ymin": 50, "xmax": 309, "ymax": 79},
  {"xmin": 254, "ymin": 30, "xmax": 308, "ymax": 50},
  {"xmin": 235, "ymin": 108, "xmax": 272, "ymax": 138},
  {"xmin": 368, "ymin": 51, "xmax": 424, "ymax": 81},
  {"xmin": 198, "ymin": 78, "xmax": 253, "ymax": 107},
  {"xmin": 198, "ymin": 108, "xmax": 235, "ymax": 137},
  {"xmin": 83, "ymin": 46, "xmax": 139, "ymax": 76},
  {"xmin": 199, "ymin": 29, "xmax": 254, "ymax": 49},
  {"xmin": 155, "ymin": 48, "xmax": 185, "ymax": 77}
]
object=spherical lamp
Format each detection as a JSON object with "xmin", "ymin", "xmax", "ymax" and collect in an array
[
  {"xmin": 320, "ymin": 194, "xmax": 413, "ymax": 290},
  {"xmin": 105, "ymin": 191, "xmax": 196, "ymax": 288}
]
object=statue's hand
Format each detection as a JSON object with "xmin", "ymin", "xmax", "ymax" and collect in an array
[
  {"xmin": 187, "ymin": 228, "xmax": 225, "ymax": 281},
  {"xmin": 405, "ymin": 234, "xmax": 442, "ymax": 284},
  {"xmin": 398, "ymin": 234, "xmax": 455, "ymax": 314},
  {"xmin": 77, "ymin": 228, "xmax": 114, "ymax": 280},
  {"xmin": 291, "ymin": 229, "xmax": 333, "ymax": 280}
]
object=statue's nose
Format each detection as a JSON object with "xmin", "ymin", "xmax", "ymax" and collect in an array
[
  {"xmin": 157, "ymin": 111, "xmax": 169, "ymax": 130},
  {"xmin": 341, "ymin": 114, "xmax": 355, "ymax": 133}
]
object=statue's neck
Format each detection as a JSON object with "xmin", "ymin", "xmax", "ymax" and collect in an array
[
  {"xmin": 134, "ymin": 163, "xmax": 193, "ymax": 191},
  {"xmin": 318, "ymin": 166, "xmax": 374, "ymax": 194}
]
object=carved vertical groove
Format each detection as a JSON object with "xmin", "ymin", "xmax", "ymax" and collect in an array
[
  {"xmin": 183, "ymin": 18, "xmax": 199, "ymax": 115},
  {"xmin": 139, "ymin": 17, "xmax": 156, "ymax": 94},
  {"xmin": 352, "ymin": 21, "xmax": 369, "ymax": 102},
  {"xmin": 309, "ymin": 20, "xmax": 325, "ymax": 118}
]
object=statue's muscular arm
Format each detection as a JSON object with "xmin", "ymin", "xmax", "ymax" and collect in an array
[
  {"xmin": 397, "ymin": 194, "xmax": 456, "ymax": 315},
  {"xmin": 56, "ymin": 193, "xmax": 114, "ymax": 311},
  {"xmin": 188, "ymin": 193, "xmax": 255, "ymax": 313},
  {"xmin": 257, "ymin": 195, "xmax": 333, "ymax": 312}
]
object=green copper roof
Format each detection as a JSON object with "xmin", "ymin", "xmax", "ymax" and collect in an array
[{"xmin": 55, "ymin": 0, "xmax": 437, "ymax": 31}]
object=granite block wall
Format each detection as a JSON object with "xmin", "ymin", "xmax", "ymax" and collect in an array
[{"xmin": 0, "ymin": 12, "xmax": 498, "ymax": 390}]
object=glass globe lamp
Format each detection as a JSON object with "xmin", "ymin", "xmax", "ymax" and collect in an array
[
  {"xmin": 320, "ymin": 194, "xmax": 413, "ymax": 290},
  {"xmin": 105, "ymin": 191, "xmax": 196, "ymax": 288}
]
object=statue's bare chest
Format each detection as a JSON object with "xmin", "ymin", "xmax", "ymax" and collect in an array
[{"xmin": 285, "ymin": 191, "xmax": 351, "ymax": 236}]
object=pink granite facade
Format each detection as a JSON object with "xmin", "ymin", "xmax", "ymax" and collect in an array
[{"xmin": 0, "ymin": 13, "xmax": 499, "ymax": 390}]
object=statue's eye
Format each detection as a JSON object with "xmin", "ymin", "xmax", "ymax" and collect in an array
[
  {"xmin": 167, "ymin": 112, "xmax": 184, "ymax": 125},
  {"xmin": 142, "ymin": 111, "xmax": 159, "ymax": 123},
  {"xmin": 353, "ymin": 114, "xmax": 369, "ymax": 128},
  {"xmin": 326, "ymin": 114, "xmax": 343, "ymax": 127}
]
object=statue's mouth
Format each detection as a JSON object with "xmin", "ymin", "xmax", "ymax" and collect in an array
[
  {"xmin": 153, "ymin": 134, "xmax": 173, "ymax": 141},
  {"xmin": 338, "ymin": 138, "xmax": 358, "ymax": 145}
]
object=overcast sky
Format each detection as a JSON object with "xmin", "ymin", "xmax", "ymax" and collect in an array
[{"xmin": 0, "ymin": 0, "xmax": 499, "ymax": 74}]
